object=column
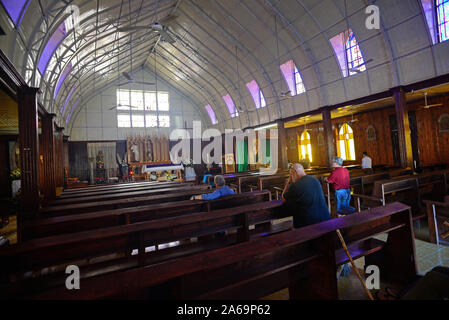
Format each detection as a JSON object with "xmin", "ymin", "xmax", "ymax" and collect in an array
[
  {"xmin": 322, "ymin": 108, "xmax": 336, "ymax": 168},
  {"xmin": 41, "ymin": 113, "xmax": 56, "ymax": 200},
  {"xmin": 18, "ymin": 87, "xmax": 40, "ymax": 216},
  {"xmin": 276, "ymin": 119, "xmax": 288, "ymax": 170},
  {"xmin": 54, "ymin": 127, "xmax": 65, "ymax": 189},
  {"xmin": 393, "ymin": 88, "xmax": 414, "ymax": 169}
]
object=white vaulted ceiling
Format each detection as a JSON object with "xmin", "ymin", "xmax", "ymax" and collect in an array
[{"xmin": 1, "ymin": 0, "xmax": 449, "ymax": 131}]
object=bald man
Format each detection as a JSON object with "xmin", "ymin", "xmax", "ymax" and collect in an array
[{"xmin": 280, "ymin": 163, "xmax": 330, "ymax": 228}]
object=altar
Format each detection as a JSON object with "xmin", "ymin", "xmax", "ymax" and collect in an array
[
  {"xmin": 142, "ymin": 163, "xmax": 184, "ymax": 173},
  {"xmin": 126, "ymin": 135, "xmax": 182, "ymax": 181}
]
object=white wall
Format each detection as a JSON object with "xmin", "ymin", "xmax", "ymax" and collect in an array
[{"xmin": 68, "ymin": 67, "xmax": 207, "ymax": 141}]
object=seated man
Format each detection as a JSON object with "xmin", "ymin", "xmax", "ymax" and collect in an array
[
  {"xmin": 325, "ymin": 157, "xmax": 356, "ymax": 216},
  {"xmin": 280, "ymin": 163, "xmax": 330, "ymax": 228},
  {"xmin": 191, "ymin": 175, "xmax": 235, "ymax": 200}
]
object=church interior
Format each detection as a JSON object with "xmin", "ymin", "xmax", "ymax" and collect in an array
[{"xmin": 1, "ymin": 0, "xmax": 449, "ymax": 302}]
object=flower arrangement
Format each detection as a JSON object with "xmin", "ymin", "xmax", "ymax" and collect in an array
[{"xmin": 10, "ymin": 168, "xmax": 21, "ymax": 180}]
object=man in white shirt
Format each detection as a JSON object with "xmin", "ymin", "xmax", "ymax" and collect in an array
[{"xmin": 361, "ymin": 152, "xmax": 372, "ymax": 170}]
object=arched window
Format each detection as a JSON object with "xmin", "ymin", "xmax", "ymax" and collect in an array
[
  {"xmin": 299, "ymin": 131, "xmax": 312, "ymax": 162},
  {"xmin": 337, "ymin": 123, "xmax": 356, "ymax": 160},
  {"xmin": 345, "ymin": 31, "xmax": 366, "ymax": 75},
  {"xmin": 436, "ymin": 0, "xmax": 449, "ymax": 43}
]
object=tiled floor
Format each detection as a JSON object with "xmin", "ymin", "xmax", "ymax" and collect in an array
[{"xmin": 263, "ymin": 233, "xmax": 449, "ymax": 300}]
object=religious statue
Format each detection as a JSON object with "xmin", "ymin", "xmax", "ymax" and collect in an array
[
  {"xmin": 146, "ymin": 139, "xmax": 154, "ymax": 162},
  {"xmin": 96, "ymin": 151, "xmax": 104, "ymax": 169},
  {"xmin": 130, "ymin": 143, "xmax": 140, "ymax": 162}
]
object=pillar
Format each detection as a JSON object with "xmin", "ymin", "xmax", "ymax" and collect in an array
[
  {"xmin": 41, "ymin": 113, "xmax": 56, "ymax": 200},
  {"xmin": 276, "ymin": 119, "xmax": 288, "ymax": 170},
  {"xmin": 393, "ymin": 88, "xmax": 414, "ymax": 169},
  {"xmin": 18, "ymin": 87, "xmax": 40, "ymax": 217},
  {"xmin": 322, "ymin": 108, "xmax": 336, "ymax": 168}
]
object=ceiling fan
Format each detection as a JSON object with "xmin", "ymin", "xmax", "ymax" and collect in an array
[
  {"xmin": 349, "ymin": 110, "xmax": 359, "ymax": 123},
  {"xmin": 118, "ymin": 71, "xmax": 155, "ymax": 87},
  {"xmin": 419, "ymin": 92, "xmax": 443, "ymax": 109},
  {"xmin": 108, "ymin": 104, "xmax": 140, "ymax": 111},
  {"xmin": 117, "ymin": 14, "xmax": 177, "ymax": 44}
]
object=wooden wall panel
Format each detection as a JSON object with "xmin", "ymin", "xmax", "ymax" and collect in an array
[
  {"xmin": 407, "ymin": 94, "xmax": 449, "ymax": 166},
  {"xmin": 331, "ymin": 108, "xmax": 396, "ymax": 167},
  {"xmin": 0, "ymin": 139, "xmax": 10, "ymax": 197},
  {"xmin": 286, "ymin": 122, "xmax": 327, "ymax": 167},
  {"xmin": 284, "ymin": 94, "xmax": 449, "ymax": 169}
]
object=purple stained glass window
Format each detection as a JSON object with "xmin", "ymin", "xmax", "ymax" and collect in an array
[
  {"xmin": 280, "ymin": 60, "xmax": 295, "ymax": 95},
  {"xmin": 54, "ymin": 62, "xmax": 72, "ymax": 100},
  {"xmin": 38, "ymin": 22, "xmax": 67, "ymax": 75},
  {"xmin": 223, "ymin": 94, "xmax": 238, "ymax": 118},
  {"xmin": 61, "ymin": 85, "xmax": 76, "ymax": 115},
  {"xmin": 345, "ymin": 32, "xmax": 366, "ymax": 75},
  {"xmin": 330, "ymin": 29, "xmax": 366, "ymax": 77},
  {"xmin": 205, "ymin": 104, "xmax": 217, "ymax": 125},
  {"xmin": 66, "ymin": 100, "xmax": 79, "ymax": 124},
  {"xmin": 246, "ymin": 80, "xmax": 261, "ymax": 109},
  {"xmin": 437, "ymin": 0, "xmax": 449, "ymax": 42},
  {"xmin": 280, "ymin": 60, "xmax": 305, "ymax": 95},
  {"xmin": 1, "ymin": 0, "xmax": 30, "ymax": 26},
  {"xmin": 421, "ymin": 0, "xmax": 438, "ymax": 44}
]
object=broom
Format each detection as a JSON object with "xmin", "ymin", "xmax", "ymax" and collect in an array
[{"xmin": 336, "ymin": 229, "xmax": 374, "ymax": 300}]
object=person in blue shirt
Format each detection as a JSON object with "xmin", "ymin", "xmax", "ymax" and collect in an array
[{"xmin": 191, "ymin": 175, "xmax": 235, "ymax": 200}]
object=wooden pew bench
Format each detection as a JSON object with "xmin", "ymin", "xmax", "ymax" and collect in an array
[
  {"xmin": 61, "ymin": 180, "xmax": 163, "ymax": 195},
  {"xmin": 57, "ymin": 181, "xmax": 187, "ymax": 199},
  {"xmin": 354, "ymin": 171, "xmax": 448, "ymax": 220},
  {"xmin": 23, "ymin": 191, "xmax": 272, "ymax": 239},
  {"xmin": 0, "ymin": 200, "xmax": 287, "ymax": 298},
  {"xmin": 38, "ymin": 186, "xmax": 210, "ymax": 217},
  {"xmin": 48, "ymin": 184, "xmax": 201, "ymax": 206},
  {"xmin": 424, "ymin": 197, "xmax": 449, "ymax": 244},
  {"xmin": 22, "ymin": 202, "xmax": 417, "ymax": 300},
  {"xmin": 258, "ymin": 174, "xmax": 289, "ymax": 197}
]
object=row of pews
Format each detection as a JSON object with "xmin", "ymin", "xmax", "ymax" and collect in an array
[
  {"xmin": 209, "ymin": 164, "xmax": 449, "ymax": 241},
  {"xmin": 1, "ymin": 162, "xmax": 447, "ymax": 299}
]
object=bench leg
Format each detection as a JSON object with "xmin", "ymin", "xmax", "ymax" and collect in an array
[
  {"xmin": 288, "ymin": 235, "xmax": 338, "ymax": 300},
  {"xmin": 426, "ymin": 203, "xmax": 438, "ymax": 244}
]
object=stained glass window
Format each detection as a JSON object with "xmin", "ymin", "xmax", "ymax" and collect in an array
[
  {"xmin": 280, "ymin": 60, "xmax": 306, "ymax": 95},
  {"xmin": 1, "ymin": 0, "xmax": 30, "ymax": 27},
  {"xmin": 345, "ymin": 32, "xmax": 366, "ymax": 76},
  {"xmin": 337, "ymin": 123, "xmax": 356, "ymax": 161},
  {"xmin": 299, "ymin": 131, "xmax": 312, "ymax": 162},
  {"xmin": 205, "ymin": 105, "xmax": 217, "ymax": 125},
  {"xmin": 437, "ymin": 0, "xmax": 449, "ymax": 42}
]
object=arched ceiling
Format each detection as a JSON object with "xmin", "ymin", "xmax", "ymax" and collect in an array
[{"xmin": 2, "ymin": 0, "xmax": 447, "ymax": 131}]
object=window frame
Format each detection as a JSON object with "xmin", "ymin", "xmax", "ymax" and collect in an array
[
  {"xmin": 337, "ymin": 123, "xmax": 356, "ymax": 161},
  {"xmin": 344, "ymin": 31, "xmax": 366, "ymax": 76},
  {"xmin": 435, "ymin": 0, "xmax": 449, "ymax": 43},
  {"xmin": 298, "ymin": 130, "xmax": 313, "ymax": 162},
  {"xmin": 116, "ymin": 89, "xmax": 170, "ymax": 128}
]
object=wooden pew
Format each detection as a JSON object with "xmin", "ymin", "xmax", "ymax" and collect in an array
[
  {"xmin": 18, "ymin": 202, "xmax": 417, "ymax": 300},
  {"xmin": 23, "ymin": 191, "xmax": 272, "ymax": 239},
  {"xmin": 38, "ymin": 186, "xmax": 211, "ymax": 217},
  {"xmin": 61, "ymin": 180, "xmax": 163, "ymax": 195},
  {"xmin": 57, "ymin": 181, "xmax": 187, "ymax": 199},
  {"xmin": 424, "ymin": 198, "xmax": 449, "ymax": 245},
  {"xmin": 0, "ymin": 200, "xmax": 286, "ymax": 298},
  {"xmin": 48, "ymin": 184, "xmax": 200, "ymax": 206},
  {"xmin": 258, "ymin": 174, "xmax": 289, "ymax": 197},
  {"xmin": 354, "ymin": 171, "xmax": 449, "ymax": 216}
]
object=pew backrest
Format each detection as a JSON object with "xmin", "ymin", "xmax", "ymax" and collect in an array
[{"xmin": 25, "ymin": 202, "xmax": 416, "ymax": 300}]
